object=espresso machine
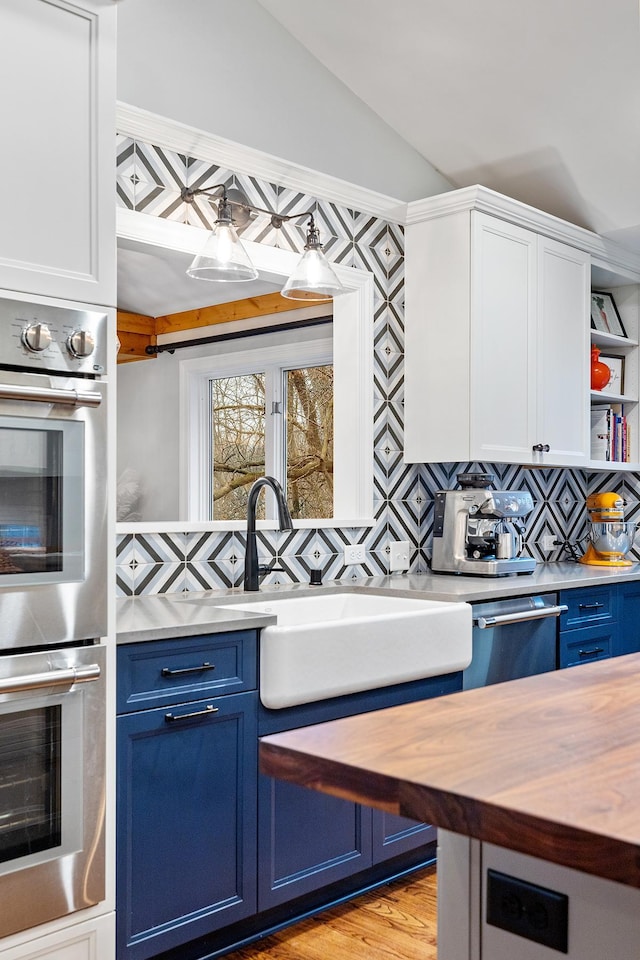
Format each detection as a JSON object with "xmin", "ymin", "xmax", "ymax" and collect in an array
[{"xmin": 431, "ymin": 473, "xmax": 536, "ymax": 577}]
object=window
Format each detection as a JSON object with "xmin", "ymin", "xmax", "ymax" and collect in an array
[{"xmin": 183, "ymin": 331, "xmax": 333, "ymax": 523}]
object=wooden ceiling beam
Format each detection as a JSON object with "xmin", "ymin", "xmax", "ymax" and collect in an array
[
  {"xmin": 117, "ymin": 294, "xmax": 331, "ymax": 362},
  {"xmin": 117, "ymin": 310, "xmax": 156, "ymax": 364},
  {"xmin": 154, "ymin": 292, "xmax": 318, "ymax": 335}
]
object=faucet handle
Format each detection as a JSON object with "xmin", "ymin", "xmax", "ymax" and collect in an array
[{"xmin": 259, "ymin": 562, "xmax": 284, "ymax": 578}]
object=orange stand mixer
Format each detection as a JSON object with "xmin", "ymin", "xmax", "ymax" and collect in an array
[{"xmin": 579, "ymin": 492, "xmax": 637, "ymax": 566}]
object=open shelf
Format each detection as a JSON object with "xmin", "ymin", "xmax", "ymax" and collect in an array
[
  {"xmin": 591, "ymin": 390, "xmax": 637, "ymax": 404},
  {"xmin": 590, "ymin": 274, "xmax": 640, "ymax": 464},
  {"xmin": 591, "ymin": 329, "xmax": 637, "ymax": 350}
]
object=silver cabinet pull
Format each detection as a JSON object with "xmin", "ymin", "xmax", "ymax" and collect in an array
[
  {"xmin": 0, "ymin": 382, "xmax": 102, "ymax": 407},
  {"xmin": 161, "ymin": 662, "xmax": 215, "ymax": 677},
  {"xmin": 0, "ymin": 663, "xmax": 101, "ymax": 695},
  {"xmin": 474, "ymin": 605, "xmax": 568, "ymax": 629},
  {"xmin": 165, "ymin": 704, "xmax": 219, "ymax": 723}
]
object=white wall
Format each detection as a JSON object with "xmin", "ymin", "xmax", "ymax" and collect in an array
[{"xmin": 116, "ymin": 0, "xmax": 451, "ymax": 201}]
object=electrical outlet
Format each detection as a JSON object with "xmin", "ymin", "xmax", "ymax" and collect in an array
[
  {"xmin": 486, "ymin": 869, "xmax": 568, "ymax": 953},
  {"xmin": 343, "ymin": 544, "xmax": 366, "ymax": 565},
  {"xmin": 541, "ymin": 534, "xmax": 557, "ymax": 551},
  {"xmin": 389, "ymin": 540, "xmax": 411, "ymax": 572}
]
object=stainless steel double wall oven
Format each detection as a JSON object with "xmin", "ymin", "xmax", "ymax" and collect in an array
[{"xmin": 0, "ymin": 296, "xmax": 108, "ymax": 938}]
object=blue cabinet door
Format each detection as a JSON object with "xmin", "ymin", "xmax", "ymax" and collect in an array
[
  {"xmin": 116, "ymin": 691, "xmax": 257, "ymax": 960},
  {"xmin": 371, "ymin": 811, "xmax": 436, "ymax": 863},
  {"xmin": 618, "ymin": 581, "xmax": 640, "ymax": 655},
  {"xmin": 257, "ymin": 773, "xmax": 372, "ymax": 911}
]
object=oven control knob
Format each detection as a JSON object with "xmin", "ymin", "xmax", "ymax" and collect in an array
[
  {"xmin": 67, "ymin": 329, "xmax": 95, "ymax": 359},
  {"xmin": 21, "ymin": 322, "xmax": 52, "ymax": 353}
]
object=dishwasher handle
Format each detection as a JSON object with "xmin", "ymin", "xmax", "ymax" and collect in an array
[{"xmin": 474, "ymin": 604, "xmax": 568, "ymax": 629}]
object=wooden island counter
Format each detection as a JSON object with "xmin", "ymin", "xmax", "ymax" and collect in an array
[{"xmin": 260, "ymin": 654, "xmax": 640, "ymax": 958}]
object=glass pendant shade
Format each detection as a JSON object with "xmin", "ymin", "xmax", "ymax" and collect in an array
[
  {"xmin": 186, "ymin": 220, "xmax": 259, "ymax": 282},
  {"xmin": 281, "ymin": 247, "xmax": 344, "ymax": 301}
]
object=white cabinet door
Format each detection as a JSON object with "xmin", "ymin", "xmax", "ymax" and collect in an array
[
  {"xmin": 0, "ymin": 0, "xmax": 116, "ymax": 306},
  {"xmin": 469, "ymin": 213, "xmax": 538, "ymax": 463},
  {"xmin": 469, "ymin": 215, "xmax": 589, "ymax": 466},
  {"xmin": 536, "ymin": 236, "xmax": 590, "ymax": 466},
  {"xmin": 0, "ymin": 914, "xmax": 114, "ymax": 960}
]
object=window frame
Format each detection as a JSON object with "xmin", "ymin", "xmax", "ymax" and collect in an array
[
  {"xmin": 115, "ymin": 210, "xmax": 374, "ymax": 534},
  {"xmin": 182, "ymin": 336, "xmax": 332, "ymax": 523}
]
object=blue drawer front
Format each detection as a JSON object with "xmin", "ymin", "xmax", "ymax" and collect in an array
[
  {"xmin": 559, "ymin": 587, "xmax": 617, "ymax": 631},
  {"xmin": 117, "ymin": 631, "xmax": 257, "ymax": 714},
  {"xmin": 558, "ymin": 624, "xmax": 613, "ymax": 668}
]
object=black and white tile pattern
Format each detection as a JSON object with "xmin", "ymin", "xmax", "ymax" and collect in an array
[{"xmin": 115, "ymin": 134, "xmax": 640, "ymax": 593}]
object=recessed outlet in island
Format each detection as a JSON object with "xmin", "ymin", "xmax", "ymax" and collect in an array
[{"xmin": 486, "ymin": 869, "xmax": 569, "ymax": 953}]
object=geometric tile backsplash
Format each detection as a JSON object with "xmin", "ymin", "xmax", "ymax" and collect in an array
[{"xmin": 116, "ymin": 134, "xmax": 640, "ymax": 596}]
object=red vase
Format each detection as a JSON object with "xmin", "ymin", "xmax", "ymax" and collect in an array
[{"xmin": 591, "ymin": 345, "xmax": 611, "ymax": 391}]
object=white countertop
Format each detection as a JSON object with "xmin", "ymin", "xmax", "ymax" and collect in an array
[{"xmin": 116, "ymin": 562, "xmax": 640, "ymax": 644}]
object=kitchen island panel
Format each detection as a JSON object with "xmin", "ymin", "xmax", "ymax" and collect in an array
[{"xmin": 260, "ymin": 653, "xmax": 640, "ymax": 888}]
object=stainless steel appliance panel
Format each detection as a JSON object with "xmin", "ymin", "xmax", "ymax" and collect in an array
[
  {"xmin": 0, "ymin": 370, "xmax": 107, "ymax": 648},
  {"xmin": 464, "ymin": 595, "xmax": 565, "ymax": 689},
  {"xmin": 0, "ymin": 644, "xmax": 105, "ymax": 937},
  {"xmin": 0, "ymin": 298, "xmax": 107, "ymax": 376}
]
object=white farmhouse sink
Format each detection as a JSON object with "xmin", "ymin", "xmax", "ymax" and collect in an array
[{"xmin": 221, "ymin": 593, "xmax": 472, "ymax": 709}]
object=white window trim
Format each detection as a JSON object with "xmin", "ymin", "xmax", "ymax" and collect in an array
[
  {"xmin": 116, "ymin": 210, "xmax": 374, "ymax": 532},
  {"xmin": 181, "ymin": 337, "xmax": 332, "ymax": 523}
]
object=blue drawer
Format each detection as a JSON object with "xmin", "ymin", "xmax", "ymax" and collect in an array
[
  {"xmin": 117, "ymin": 631, "xmax": 257, "ymax": 714},
  {"xmin": 558, "ymin": 624, "xmax": 614, "ymax": 668},
  {"xmin": 559, "ymin": 586, "xmax": 617, "ymax": 631}
]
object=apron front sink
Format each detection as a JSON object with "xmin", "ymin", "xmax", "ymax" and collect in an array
[{"xmin": 221, "ymin": 592, "xmax": 472, "ymax": 708}]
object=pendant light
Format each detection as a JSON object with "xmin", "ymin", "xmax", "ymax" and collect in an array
[
  {"xmin": 280, "ymin": 216, "xmax": 343, "ymax": 301},
  {"xmin": 185, "ymin": 189, "xmax": 259, "ymax": 282},
  {"xmin": 182, "ymin": 182, "xmax": 345, "ymax": 300}
]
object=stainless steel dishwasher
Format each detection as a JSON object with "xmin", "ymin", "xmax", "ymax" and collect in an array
[{"xmin": 463, "ymin": 594, "xmax": 568, "ymax": 690}]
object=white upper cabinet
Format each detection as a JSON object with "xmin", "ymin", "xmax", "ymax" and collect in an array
[
  {"xmin": 536, "ymin": 234, "xmax": 590, "ymax": 464},
  {"xmin": 404, "ymin": 192, "xmax": 591, "ymax": 467},
  {"xmin": 0, "ymin": 0, "xmax": 116, "ymax": 306}
]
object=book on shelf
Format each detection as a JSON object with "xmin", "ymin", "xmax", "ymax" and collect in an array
[{"xmin": 590, "ymin": 403, "xmax": 629, "ymax": 462}]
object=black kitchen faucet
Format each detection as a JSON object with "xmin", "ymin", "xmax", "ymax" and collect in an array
[{"xmin": 243, "ymin": 476, "xmax": 293, "ymax": 591}]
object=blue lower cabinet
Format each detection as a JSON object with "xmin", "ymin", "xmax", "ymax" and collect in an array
[
  {"xmin": 558, "ymin": 587, "xmax": 617, "ymax": 669},
  {"xmin": 117, "ymin": 639, "xmax": 455, "ymax": 959},
  {"xmin": 116, "ymin": 691, "xmax": 258, "ymax": 960},
  {"xmin": 371, "ymin": 811, "xmax": 436, "ymax": 861},
  {"xmin": 558, "ymin": 625, "xmax": 615, "ymax": 668},
  {"xmin": 618, "ymin": 581, "xmax": 640, "ymax": 655},
  {"xmin": 559, "ymin": 586, "xmax": 618, "ymax": 631},
  {"xmin": 258, "ymin": 775, "xmax": 373, "ymax": 910},
  {"xmin": 257, "ymin": 778, "xmax": 435, "ymax": 911}
]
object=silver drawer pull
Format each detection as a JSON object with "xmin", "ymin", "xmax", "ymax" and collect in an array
[
  {"xmin": 0, "ymin": 382, "xmax": 102, "ymax": 407},
  {"xmin": 474, "ymin": 605, "xmax": 568, "ymax": 629},
  {"xmin": 165, "ymin": 704, "xmax": 219, "ymax": 723},
  {"xmin": 0, "ymin": 663, "xmax": 101, "ymax": 695},
  {"xmin": 161, "ymin": 662, "xmax": 215, "ymax": 677}
]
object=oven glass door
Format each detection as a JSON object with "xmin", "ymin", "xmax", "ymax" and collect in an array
[
  {"xmin": 0, "ymin": 646, "xmax": 105, "ymax": 938},
  {"xmin": 0, "ymin": 703, "xmax": 62, "ymax": 864},
  {"xmin": 0, "ymin": 415, "xmax": 84, "ymax": 586}
]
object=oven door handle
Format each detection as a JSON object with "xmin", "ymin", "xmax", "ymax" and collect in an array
[
  {"xmin": 474, "ymin": 605, "xmax": 568, "ymax": 629},
  {"xmin": 0, "ymin": 383, "xmax": 102, "ymax": 408},
  {"xmin": 0, "ymin": 663, "xmax": 101, "ymax": 695}
]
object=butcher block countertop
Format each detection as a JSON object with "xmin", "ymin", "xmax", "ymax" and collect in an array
[{"xmin": 260, "ymin": 654, "xmax": 640, "ymax": 888}]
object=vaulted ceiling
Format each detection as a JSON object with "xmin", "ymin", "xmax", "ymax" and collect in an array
[{"xmin": 257, "ymin": 0, "xmax": 640, "ymax": 255}]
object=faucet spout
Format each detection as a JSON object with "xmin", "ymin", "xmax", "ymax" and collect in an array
[{"xmin": 244, "ymin": 476, "xmax": 293, "ymax": 592}]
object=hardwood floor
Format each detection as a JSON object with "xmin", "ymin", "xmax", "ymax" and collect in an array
[{"xmin": 231, "ymin": 867, "xmax": 438, "ymax": 960}]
